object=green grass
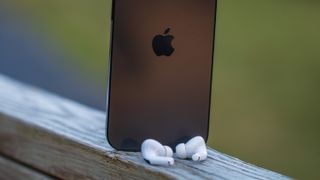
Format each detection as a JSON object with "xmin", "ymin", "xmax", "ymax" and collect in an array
[{"xmin": 4, "ymin": 0, "xmax": 320, "ymax": 179}]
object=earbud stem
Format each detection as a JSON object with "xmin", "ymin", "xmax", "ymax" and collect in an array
[
  {"xmin": 145, "ymin": 156, "xmax": 174, "ymax": 166},
  {"xmin": 192, "ymin": 151, "xmax": 207, "ymax": 161}
]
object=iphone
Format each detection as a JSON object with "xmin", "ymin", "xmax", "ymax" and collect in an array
[{"xmin": 107, "ymin": 0, "xmax": 217, "ymax": 151}]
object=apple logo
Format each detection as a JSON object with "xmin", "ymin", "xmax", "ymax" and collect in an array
[{"xmin": 152, "ymin": 28, "xmax": 175, "ymax": 56}]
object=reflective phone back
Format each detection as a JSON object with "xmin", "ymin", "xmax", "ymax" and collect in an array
[{"xmin": 107, "ymin": 0, "xmax": 217, "ymax": 151}]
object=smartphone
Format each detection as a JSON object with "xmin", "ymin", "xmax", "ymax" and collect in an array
[{"xmin": 107, "ymin": 0, "xmax": 217, "ymax": 151}]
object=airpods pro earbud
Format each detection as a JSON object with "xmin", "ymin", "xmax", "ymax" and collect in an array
[
  {"xmin": 141, "ymin": 139, "xmax": 174, "ymax": 166},
  {"xmin": 175, "ymin": 136, "xmax": 207, "ymax": 161}
]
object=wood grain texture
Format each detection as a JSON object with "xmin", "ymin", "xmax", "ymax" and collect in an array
[
  {"xmin": 0, "ymin": 155, "xmax": 54, "ymax": 180},
  {"xmin": 0, "ymin": 74, "xmax": 292, "ymax": 180}
]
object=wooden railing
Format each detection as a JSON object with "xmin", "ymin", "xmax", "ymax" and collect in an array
[{"xmin": 0, "ymin": 74, "xmax": 291, "ymax": 180}]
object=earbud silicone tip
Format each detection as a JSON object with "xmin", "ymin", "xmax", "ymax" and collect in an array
[
  {"xmin": 164, "ymin": 146, "xmax": 173, "ymax": 157},
  {"xmin": 175, "ymin": 143, "xmax": 187, "ymax": 159}
]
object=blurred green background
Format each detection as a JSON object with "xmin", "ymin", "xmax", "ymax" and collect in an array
[{"xmin": 1, "ymin": 1, "xmax": 320, "ymax": 179}]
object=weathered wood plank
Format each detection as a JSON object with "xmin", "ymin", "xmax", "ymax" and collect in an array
[
  {"xmin": 0, "ymin": 155, "xmax": 54, "ymax": 180},
  {"xmin": 0, "ymin": 74, "xmax": 292, "ymax": 180}
]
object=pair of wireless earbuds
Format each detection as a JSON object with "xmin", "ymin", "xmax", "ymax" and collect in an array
[{"xmin": 141, "ymin": 136, "xmax": 207, "ymax": 166}]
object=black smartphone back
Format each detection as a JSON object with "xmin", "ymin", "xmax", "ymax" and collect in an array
[{"xmin": 107, "ymin": 0, "xmax": 217, "ymax": 151}]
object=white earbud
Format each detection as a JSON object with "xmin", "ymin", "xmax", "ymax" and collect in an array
[
  {"xmin": 175, "ymin": 136, "xmax": 207, "ymax": 161},
  {"xmin": 141, "ymin": 139, "xmax": 174, "ymax": 166}
]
